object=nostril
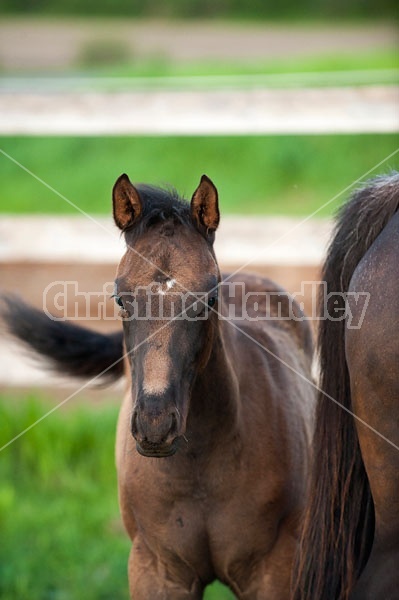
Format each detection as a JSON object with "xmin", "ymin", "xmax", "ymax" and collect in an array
[
  {"xmin": 170, "ymin": 412, "xmax": 176, "ymax": 434},
  {"xmin": 170, "ymin": 409, "xmax": 179, "ymax": 436},
  {"xmin": 131, "ymin": 411, "xmax": 138, "ymax": 437}
]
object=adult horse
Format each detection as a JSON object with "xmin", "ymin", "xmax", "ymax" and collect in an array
[
  {"xmin": 2, "ymin": 175, "xmax": 314, "ymax": 599},
  {"xmin": 293, "ymin": 173, "xmax": 399, "ymax": 600}
]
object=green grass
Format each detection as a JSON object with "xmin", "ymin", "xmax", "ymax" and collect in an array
[
  {"xmin": 79, "ymin": 49, "xmax": 398, "ymax": 83},
  {"xmin": 0, "ymin": 2, "xmax": 396, "ymax": 19},
  {"xmin": 0, "ymin": 135, "xmax": 398, "ymax": 216},
  {"xmin": 0, "ymin": 393, "xmax": 236, "ymax": 600}
]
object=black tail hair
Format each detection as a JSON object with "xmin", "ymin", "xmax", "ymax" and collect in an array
[
  {"xmin": 293, "ymin": 172, "xmax": 399, "ymax": 600},
  {"xmin": 1, "ymin": 295, "xmax": 124, "ymax": 383}
]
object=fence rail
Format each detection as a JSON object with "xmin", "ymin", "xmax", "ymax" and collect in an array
[{"xmin": 0, "ymin": 85, "xmax": 397, "ymax": 135}]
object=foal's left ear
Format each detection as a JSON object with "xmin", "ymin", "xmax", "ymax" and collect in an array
[
  {"xmin": 112, "ymin": 173, "xmax": 143, "ymax": 230},
  {"xmin": 191, "ymin": 175, "xmax": 220, "ymax": 241}
]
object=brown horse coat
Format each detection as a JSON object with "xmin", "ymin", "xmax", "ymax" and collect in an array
[
  {"xmin": 293, "ymin": 173, "xmax": 399, "ymax": 600},
  {"xmin": 113, "ymin": 175, "xmax": 314, "ymax": 599},
  {"xmin": 1, "ymin": 175, "xmax": 315, "ymax": 599}
]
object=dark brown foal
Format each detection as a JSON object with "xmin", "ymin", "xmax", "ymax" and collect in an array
[
  {"xmin": 113, "ymin": 175, "xmax": 314, "ymax": 598},
  {"xmin": 1, "ymin": 175, "xmax": 315, "ymax": 599}
]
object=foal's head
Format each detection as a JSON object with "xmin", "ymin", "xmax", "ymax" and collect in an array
[{"xmin": 113, "ymin": 174, "xmax": 220, "ymax": 457}]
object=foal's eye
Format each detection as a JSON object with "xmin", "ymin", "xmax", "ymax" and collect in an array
[
  {"xmin": 208, "ymin": 296, "xmax": 216, "ymax": 308},
  {"xmin": 114, "ymin": 295, "xmax": 124, "ymax": 308}
]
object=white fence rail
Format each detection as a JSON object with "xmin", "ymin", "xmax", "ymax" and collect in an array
[{"xmin": 0, "ymin": 85, "xmax": 397, "ymax": 135}]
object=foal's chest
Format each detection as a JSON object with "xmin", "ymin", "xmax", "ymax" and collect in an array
[{"xmin": 130, "ymin": 453, "xmax": 274, "ymax": 580}]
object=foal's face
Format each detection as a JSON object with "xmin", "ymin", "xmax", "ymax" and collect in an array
[{"xmin": 112, "ymin": 174, "xmax": 220, "ymax": 457}]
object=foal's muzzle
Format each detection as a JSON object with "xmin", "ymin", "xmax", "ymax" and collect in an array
[{"xmin": 131, "ymin": 404, "xmax": 181, "ymax": 458}]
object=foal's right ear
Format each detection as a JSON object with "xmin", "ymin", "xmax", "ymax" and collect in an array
[{"xmin": 112, "ymin": 174, "xmax": 142, "ymax": 230}]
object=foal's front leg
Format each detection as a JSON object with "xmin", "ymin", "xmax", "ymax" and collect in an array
[
  {"xmin": 232, "ymin": 524, "xmax": 297, "ymax": 600},
  {"xmin": 128, "ymin": 536, "xmax": 203, "ymax": 600}
]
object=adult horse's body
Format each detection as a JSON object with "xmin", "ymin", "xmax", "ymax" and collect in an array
[
  {"xmin": 293, "ymin": 173, "xmax": 399, "ymax": 600},
  {"xmin": 2, "ymin": 175, "xmax": 314, "ymax": 599}
]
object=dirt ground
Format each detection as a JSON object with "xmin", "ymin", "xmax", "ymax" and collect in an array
[{"xmin": 0, "ymin": 19, "xmax": 397, "ymax": 70}]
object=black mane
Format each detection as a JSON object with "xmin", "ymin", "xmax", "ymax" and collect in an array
[{"xmin": 123, "ymin": 184, "xmax": 194, "ymax": 240}]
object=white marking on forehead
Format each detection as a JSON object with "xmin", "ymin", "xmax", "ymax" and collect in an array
[
  {"xmin": 157, "ymin": 278, "xmax": 176, "ymax": 295},
  {"xmin": 142, "ymin": 349, "xmax": 171, "ymax": 395},
  {"xmin": 166, "ymin": 278, "xmax": 176, "ymax": 290}
]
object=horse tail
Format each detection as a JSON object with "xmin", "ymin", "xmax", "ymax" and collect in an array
[
  {"xmin": 292, "ymin": 172, "xmax": 399, "ymax": 600},
  {"xmin": 1, "ymin": 296, "xmax": 124, "ymax": 382}
]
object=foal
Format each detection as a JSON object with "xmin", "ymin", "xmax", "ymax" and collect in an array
[
  {"xmin": 113, "ymin": 174, "xmax": 314, "ymax": 598},
  {"xmin": 2, "ymin": 175, "xmax": 314, "ymax": 599}
]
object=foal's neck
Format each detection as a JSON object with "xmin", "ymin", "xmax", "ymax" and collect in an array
[{"xmin": 188, "ymin": 319, "xmax": 240, "ymax": 446}]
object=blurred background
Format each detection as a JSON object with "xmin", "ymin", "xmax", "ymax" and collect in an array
[{"xmin": 0, "ymin": 2, "xmax": 398, "ymax": 599}]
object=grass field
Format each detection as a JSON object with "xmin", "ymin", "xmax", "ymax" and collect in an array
[
  {"xmin": 0, "ymin": 393, "xmax": 236, "ymax": 600},
  {"xmin": 78, "ymin": 49, "xmax": 399, "ymax": 86},
  {"xmin": 1, "ymin": 134, "xmax": 398, "ymax": 216}
]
